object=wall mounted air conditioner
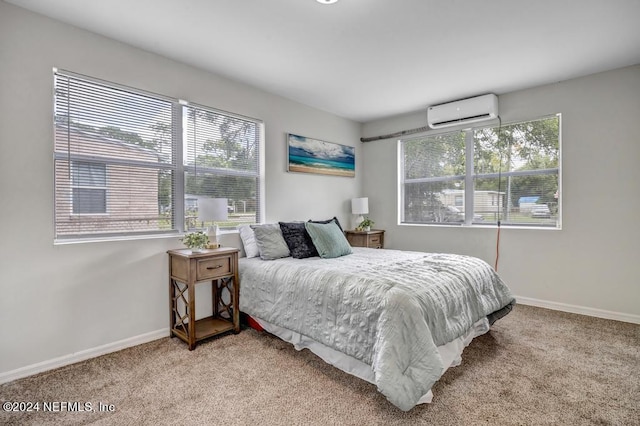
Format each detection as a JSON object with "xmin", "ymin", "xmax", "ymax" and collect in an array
[{"xmin": 427, "ymin": 94, "xmax": 498, "ymax": 129}]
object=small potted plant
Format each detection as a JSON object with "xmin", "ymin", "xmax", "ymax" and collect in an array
[
  {"xmin": 181, "ymin": 231, "xmax": 210, "ymax": 253},
  {"xmin": 357, "ymin": 218, "xmax": 374, "ymax": 232}
]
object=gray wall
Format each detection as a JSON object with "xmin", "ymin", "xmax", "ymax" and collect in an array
[
  {"xmin": 0, "ymin": 2, "xmax": 362, "ymax": 376},
  {"xmin": 362, "ymin": 65, "xmax": 640, "ymax": 319},
  {"xmin": 1, "ymin": 0, "xmax": 638, "ymax": 380}
]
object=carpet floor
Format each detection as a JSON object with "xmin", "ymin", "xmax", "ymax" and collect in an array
[{"xmin": 1, "ymin": 304, "xmax": 638, "ymax": 425}]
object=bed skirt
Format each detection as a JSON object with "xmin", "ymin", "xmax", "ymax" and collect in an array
[{"xmin": 246, "ymin": 314, "xmax": 490, "ymax": 405}]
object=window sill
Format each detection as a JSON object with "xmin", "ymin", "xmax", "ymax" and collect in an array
[
  {"xmin": 398, "ymin": 222, "xmax": 562, "ymax": 231},
  {"xmin": 53, "ymin": 229, "xmax": 241, "ymax": 245},
  {"xmin": 54, "ymin": 233, "xmax": 179, "ymax": 246}
]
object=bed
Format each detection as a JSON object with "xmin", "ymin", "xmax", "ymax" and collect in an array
[{"xmin": 237, "ymin": 222, "xmax": 515, "ymax": 411}]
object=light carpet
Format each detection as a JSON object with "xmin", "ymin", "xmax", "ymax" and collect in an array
[{"xmin": 1, "ymin": 304, "xmax": 638, "ymax": 425}]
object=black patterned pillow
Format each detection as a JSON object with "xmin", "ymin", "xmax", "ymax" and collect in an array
[
  {"xmin": 279, "ymin": 221, "xmax": 319, "ymax": 259},
  {"xmin": 307, "ymin": 216, "xmax": 344, "ymax": 232}
]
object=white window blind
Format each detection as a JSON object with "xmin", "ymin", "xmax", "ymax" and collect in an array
[
  {"xmin": 400, "ymin": 116, "xmax": 560, "ymax": 228},
  {"xmin": 183, "ymin": 104, "xmax": 262, "ymax": 231},
  {"xmin": 54, "ymin": 70, "xmax": 262, "ymax": 241},
  {"xmin": 401, "ymin": 131, "xmax": 466, "ymax": 224},
  {"xmin": 472, "ymin": 118, "xmax": 560, "ymax": 226}
]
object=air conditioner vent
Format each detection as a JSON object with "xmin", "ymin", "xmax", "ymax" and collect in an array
[{"xmin": 427, "ymin": 94, "xmax": 498, "ymax": 129}]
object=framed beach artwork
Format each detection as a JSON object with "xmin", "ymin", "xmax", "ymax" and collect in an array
[{"xmin": 287, "ymin": 133, "xmax": 355, "ymax": 177}]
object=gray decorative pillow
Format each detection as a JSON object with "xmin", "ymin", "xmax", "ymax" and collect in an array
[
  {"xmin": 250, "ymin": 224, "xmax": 291, "ymax": 260},
  {"xmin": 238, "ymin": 225, "xmax": 260, "ymax": 258},
  {"xmin": 279, "ymin": 221, "xmax": 318, "ymax": 259},
  {"xmin": 304, "ymin": 221, "xmax": 353, "ymax": 259}
]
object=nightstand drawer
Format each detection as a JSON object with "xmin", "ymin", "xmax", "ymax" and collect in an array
[{"xmin": 196, "ymin": 256, "xmax": 232, "ymax": 280}]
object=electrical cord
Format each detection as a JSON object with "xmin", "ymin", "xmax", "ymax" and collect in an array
[{"xmin": 494, "ymin": 117, "xmax": 503, "ymax": 271}]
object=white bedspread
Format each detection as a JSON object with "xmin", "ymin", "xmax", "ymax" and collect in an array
[{"xmin": 239, "ymin": 248, "xmax": 514, "ymax": 411}]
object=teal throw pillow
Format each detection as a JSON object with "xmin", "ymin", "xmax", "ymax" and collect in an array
[{"xmin": 304, "ymin": 221, "xmax": 352, "ymax": 259}]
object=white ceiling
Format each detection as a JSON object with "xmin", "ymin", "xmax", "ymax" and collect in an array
[{"xmin": 6, "ymin": 0, "xmax": 640, "ymax": 122}]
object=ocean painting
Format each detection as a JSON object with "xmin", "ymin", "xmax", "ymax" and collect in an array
[{"xmin": 287, "ymin": 133, "xmax": 355, "ymax": 177}]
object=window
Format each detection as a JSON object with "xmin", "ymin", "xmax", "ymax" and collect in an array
[
  {"xmin": 182, "ymin": 104, "xmax": 262, "ymax": 231},
  {"xmin": 400, "ymin": 116, "xmax": 560, "ymax": 228},
  {"xmin": 72, "ymin": 161, "xmax": 106, "ymax": 214},
  {"xmin": 54, "ymin": 70, "xmax": 263, "ymax": 241}
]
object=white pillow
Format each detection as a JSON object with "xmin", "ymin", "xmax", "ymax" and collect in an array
[{"xmin": 238, "ymin": 225, "xmax": 260, "ymax": 258}]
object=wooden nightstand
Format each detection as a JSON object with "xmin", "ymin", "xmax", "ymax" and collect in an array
[
  {"xmin": 345, "ymin": 229, "xmax": 385, "ymax": 249},
  {"xmin": 167, "ymin": 247, "xmax": 240, "ymax": 350}
]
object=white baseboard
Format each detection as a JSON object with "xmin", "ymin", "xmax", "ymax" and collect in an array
[
  {"xmin": 0, "ymin": 328, "xmax": 169, "ymax": 385},
  {"xmin": 515, "ymin": 296, "xmax": 640, "ymax": 325}
]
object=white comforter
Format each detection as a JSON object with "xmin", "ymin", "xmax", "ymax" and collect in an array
[{"xmin": 239, "ymin": 248, "xmax": 514, "ymax": 411}]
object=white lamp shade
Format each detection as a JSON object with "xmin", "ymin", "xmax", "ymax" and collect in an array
[
  {"xmin": 197, "ymin": 197, "xmax": 229, "ymax": 222},
  {"xmin": 351, "ymin": 197, "xmax": 369, "ymax": 215}
]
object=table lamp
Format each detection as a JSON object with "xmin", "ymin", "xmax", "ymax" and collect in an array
[
  {"xmin": 197, "ymin": 197, "xmax": 229, "ymax": 248},
  {"xmin": 351, "ymin": 197, "xmax": 369, "ymax": 230}
]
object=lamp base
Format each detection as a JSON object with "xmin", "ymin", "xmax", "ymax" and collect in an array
[
  {"xmin": 352, "ymin": 215, "xmax": 364, "ymax": 230},
  {"xmin": 206, "ymin": 224, "xmax": 219, "ymax": 247}
]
